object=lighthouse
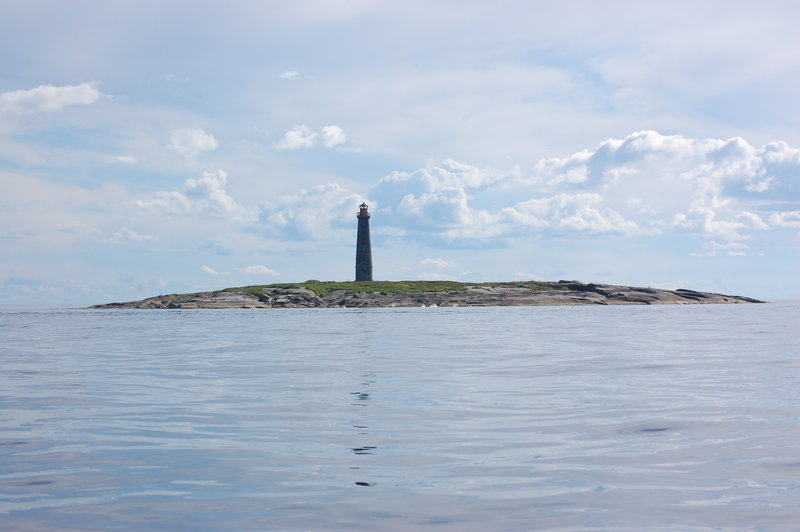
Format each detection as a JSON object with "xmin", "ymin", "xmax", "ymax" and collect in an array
[{"xmin": 355, "ymin": 203, "xmax": 373, "ymax": 281}]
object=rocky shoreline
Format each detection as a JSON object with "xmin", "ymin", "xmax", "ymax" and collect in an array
[{"xmin": 91, "ymin": 281, "xmax": 763, "ymax": 309}]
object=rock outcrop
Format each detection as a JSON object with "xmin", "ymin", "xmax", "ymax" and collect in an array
[{"xmin": 91, "ymin": 281, "xmax": 763, "ymax": 309}]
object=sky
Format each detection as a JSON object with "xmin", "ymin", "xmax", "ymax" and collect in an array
[{"xmin": 1, "ymin": 0, "xmax": 799, "ymax": 305}]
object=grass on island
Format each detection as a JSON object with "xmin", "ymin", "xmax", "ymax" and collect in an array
[{"xmin": 219, "ymin": 279, "xmax": 585, "ymax": 298}]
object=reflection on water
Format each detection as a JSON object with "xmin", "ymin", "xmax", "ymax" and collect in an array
[
  {"xmin": 351, "ymin": 446, "xmax": 376, "ymax": 455},
  {"xmin": 1, "ymin": 303, "xmax": 799, "ymax": 530},
  {"xmin": 350, "ymin": 392, "xmax": 371, "ymax": 402},
  {"xmin": 351, "ymin": 374, "xmax": 378, "ymax": 481}
]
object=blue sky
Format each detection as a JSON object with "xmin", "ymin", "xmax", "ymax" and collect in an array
[{"xmin": 1, "ymin": 0, "xmax": 799, "ymax": 304}]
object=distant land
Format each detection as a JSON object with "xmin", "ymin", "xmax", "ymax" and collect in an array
[{"xmin": 91, "ymin": 280, "xmax": 764, "ymax": 309}]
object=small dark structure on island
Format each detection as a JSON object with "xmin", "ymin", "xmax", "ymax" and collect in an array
[{"xmin": 355, "ymin": 203, "xmax": 373, "ymax": 281}]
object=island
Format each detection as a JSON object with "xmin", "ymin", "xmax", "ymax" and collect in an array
[{"xmin": 91, "ymin": 280, "xmax": 763, "ymax": 309}]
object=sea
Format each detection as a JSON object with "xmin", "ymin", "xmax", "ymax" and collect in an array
[{"xmin": 1, "ymin": 301, "xmax": 799, "ymax": 531}]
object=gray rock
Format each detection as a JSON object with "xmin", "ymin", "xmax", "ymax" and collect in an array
[{"xmin": 90, "ymin": 282, "xmax": 763, "ymax": 309}]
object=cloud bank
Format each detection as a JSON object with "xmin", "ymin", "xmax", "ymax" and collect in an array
[
  {"xmin": 526, "ymin": 131, "xmax": 798, "ymax": 246},
  {"xmin": 257, "ymin": 131, "xmax": 800, "ymax": 255}
]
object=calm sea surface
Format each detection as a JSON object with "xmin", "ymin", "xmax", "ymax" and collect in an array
[{"xmin": 1, "ymin": 302, "xmax": 799, "ymax": 531}]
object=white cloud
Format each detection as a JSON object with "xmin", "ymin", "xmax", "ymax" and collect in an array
[
  {"xmin": 769, "ymin": 211, "xmax": 800, "ymax": 228},
  {"xmin": 136, "ymin": 170, "xmax": 249, "ymax": 219},
  {"xmin": 104, "ymin": 230, "xmax": 158, "ymax": 244},
  {"xmin": 202, "ymin": 265, "xmax": 228, "ymax": 275},
  {"xmin": 420, "ymin": 258, "xmax": 456, "ymax": 269},
  {"xmin": 318, "ymin": 126, "xmax": 346, "ymax": 147},
  {"xmin": 167, "ymin": 128, "xmax": 218, "ymax": 161},
  {"xmin": 673, "ymin": 206, "xmax": 747, "ymax": 242},
  {"xmin": 527, "ymin": 131, "xmax": 787, "ymax": 203},
  {"xmin": 273, "ymin": 125, "xmax": 316, "ymax": 150},
  {"xmin": 737, "ymin": 211, "xmax": 769, "ymax": 230},
  {"xmin": 115, "ymin": 155, "xmax": 137, "ymax": 164},
  {"xmin": 279, "ymin": 71, "xmax": 299, "ymax": 80},
  {"xmin": 523, "ymin": 130, "xmax": 800, "ymax": 243},
  {"xmin": 513, "ymin": 271, "xmax": 544, "ymax": 280},
  {"xmin": 240, "ymin": 265, "xmax": 280, "ymax": 275},
  {"xmin": 375, "ymin": 159, "xmax": 504, "ymax": 198},
  {"xmin": 0, "ymin": 83, "xmax": 103, "ymax": 115},
  {"xmin": 369, "ymin": 159, "xmax": 507, "ymax": 241},
  {"xmin": 258, "ymin": 183, "xmax": 364, "ymax": 241},
  {"xmin": 360, "ymin": 131, "xmax": 800, "ymax": 248},
  {"xmin": 254, "ymin": 131, "xmax": 800, "ymax": 254},
  {"xmin": 511, "ymin": 193, "xmax": 642, "ymax": 236},
  {"xmin": 371, "ymin": 159, "xmax": 641, "ymax": 243},
  {"xmin": 698, "ymin": 241, "xmax": 751, "ymax": 257},
  {"xmin": 127, "ymin": 231, "xmax": 156, "ymax": 242},
  {"xmin": 273, "ymin": 125, "xmax": 346, "ymax": 150}
]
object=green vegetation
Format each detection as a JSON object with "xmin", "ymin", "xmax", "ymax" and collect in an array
[
  {"xmin": 480, "ymin": 280, "xmax": 579, "ymax": 291},
  {"xmin": 222, "ymin": 280, "xmax": 467, "ymax": 298},
  {"xmin": 241, "ymin": 286, "xmax": 269, "ymax": 297},
  {"xmin": 305, "ymin": 280, "xmax": 467, "ymax": 297},
  {"xmin": 219, "ymin": 280, "xmax": 585, "ymax": 298}
]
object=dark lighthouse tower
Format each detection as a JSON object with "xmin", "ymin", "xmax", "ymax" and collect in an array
[{"xmin": 355, "ymin": 203, "xmax": 373, "ymax": 281}]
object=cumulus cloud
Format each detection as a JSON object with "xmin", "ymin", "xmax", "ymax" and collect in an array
[
  {"xmin": 527, "ymin": 130, "xmax": 792, "ymax": 204},
  {"xmin": 370, "ymin": 159, "xmax": 505, "ymax": 237},
  {"xmin": 136, "ymin": 170, "xmax": 250, "ymax": 219},
  {"xmin": 319, "ymin": 126, "xmax": 347, "ymax": 147},
  {"xmin": 274, "ymin": 125, "xmax": 315, "ymax": 149},
  {"xmin": 279, "ymin": 71, "xmax": 299, "ymax": 80},
  {"xmin": 521, "ymin": 130, "xmax": 800, "ymax": 245},
  {"xmin": 673, "ymin": 206, "xmax": 748, "ymax": 242},
  {"xmin": 258, "ymin": 183, "xmax": 364, "ymax": 241},
  {"xmin": 0, "ymin": 83, "xmax": 103, "ymax": 115},
  {"xmin": 376, "ymin": 159, "xmax": 504, "ymax": 197},
  {"xmin": 371, "ymin": 159, "xmax": 640, "ymax": 242},
  {"xmin": 507, "ymin": 193, "xmax": 641, "ymax": 236},
  {"xmin": 769, "ymin": 211, "xmax": 800, "ymax": 227},
  {"xmin": 240, "ymin": 265, "xmax": 280, "ymax": 275},
  {"xmin": 273, "ymin": 125, "xmax": 346, "ymax": 149},
  {"xmin": 254, "ymin": 131, "xmax": 800, "ymax": 253},
  {"xmin": 167, "ymin": 128, "xmax": 218, "ymax": 160}
]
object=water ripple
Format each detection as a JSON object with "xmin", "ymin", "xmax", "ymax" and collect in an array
[{"xmin": 1, "ymin": 303, "xmax": 799, "ymax": 530}]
